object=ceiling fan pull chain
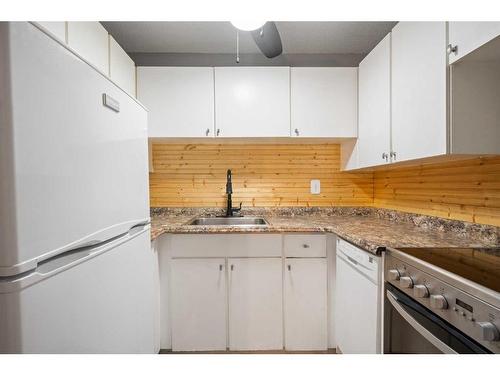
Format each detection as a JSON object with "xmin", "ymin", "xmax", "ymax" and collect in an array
[{"xmin": 236, "ymin": 30, "xmax": 240, "ymax": 64}]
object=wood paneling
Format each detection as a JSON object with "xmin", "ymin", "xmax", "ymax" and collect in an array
[
  {"xmin": 373, "ymin": 156, "xmax": 500, "ymax": 226},
  {"xmin": 149, "ymin": 143, "xmax": 373, "ymax": 207},
  {"xmin": 149, "ymin": 143, "xmax": 500, "ymax": 227}
]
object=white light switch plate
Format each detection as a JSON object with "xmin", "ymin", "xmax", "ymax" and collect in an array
[{"xmin": 310, "ymin": 179, "xmax": 321, "ymax": 194}]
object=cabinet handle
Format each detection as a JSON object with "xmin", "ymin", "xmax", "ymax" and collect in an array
[
  {"xmin": 447, "ymin": 44, "xmax": 458, "ymax": 55},
  {"xmin": 294, "ymin": 128, "xmax": 299, "ymax": 136},
  {"xmin": 206, "ymin": 128, "xmax": 210, "ymax": 136},
  {"xmin": 216, "ymin": 128, "xmax": 221, "ymax": 136},
  {"xmin": 287, "ymin": 264, "xmax": 291, "ymax": 271},
  {"xmin": 219, "ymin": 264, "xmax": 223, "ymax": 271},
  {"xmin": 382, "ymin": 152, "xmax": 388, "ymax": 161},
  {"xmin": 302, "ymin": 244, "xmax": 310, "ymax": 248},
  {"xmin": 390, "ymin": 151, "xmax": 397, "ymax": 161},
  {"xmin": 230, "ymin": 264, "xmax": 234, "ymax": 271}
]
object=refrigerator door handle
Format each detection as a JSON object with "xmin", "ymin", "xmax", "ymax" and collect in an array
[
  {"xmin": 0, "ymin": 225, "xmax": 150, "ymax": 293},
  {"xmin": 128, "ymin": 221, "xmax": 150, "ymax": 236}
]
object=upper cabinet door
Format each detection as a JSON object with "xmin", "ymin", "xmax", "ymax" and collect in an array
[
  {"xmin": 214, "ymin": 67, "xmax": 290, "ymax": 137},
  {"xmin": 36, "ymin": 22, "xmax": 66, "ymax": 43},
  {"xmin": 391, "ymin": 22, "xmax": 448, "ymax": 163},
  {"xmin": 291, "ymin": 67, "xmax": 357, "ymax": 138},
  {"xmin": 357, "ymin": 33, "xmax": 391, "ymax": 168},
  {"xmin": 109, "ymin": 36, "xmax": 136, "ymax": 96},
  {"xmin": 67, "ymin": 22, "xmax": 109, "ymax": 75},
  {"xmin": 449, "ymin": 22, "xmax": 500, "ymax": 64},
  {"xmin": 137, "ymin": 67, "xmax": 215, "ymax": 138}
]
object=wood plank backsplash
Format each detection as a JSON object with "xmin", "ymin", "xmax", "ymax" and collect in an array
[
  {"xmin": 149, "ymin": 143, "xmax": 373, "ymax": 207},
  {"xmin": 149, "ymin": 144, "xmax": 500, "ymax": 226},
  {"xmin": 373, "ymin": 156, "xmax": 500, "ymax": 226}
]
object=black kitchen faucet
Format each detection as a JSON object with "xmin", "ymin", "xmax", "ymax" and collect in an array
[{"xmin": 225, "ymin": 169, "xmax": 242, "ymax": 217}]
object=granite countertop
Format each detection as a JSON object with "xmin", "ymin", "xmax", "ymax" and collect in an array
[{"xmin": 150, "ymin": 207, "xmax": 500, "ymax": 256}]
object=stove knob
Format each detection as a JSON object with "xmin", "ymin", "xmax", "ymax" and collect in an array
[
  {"xmin": 414, "ymin": 284, "xmax": 429, "ymax": 298},
  {"xmin": 400, "ymin": 276, "xmax": 414, "ymax": 289},
  {"xmin": 477, "ymin": 322, "xmax": 500, "ymax": 342},
  {"xmin": 430, "ymin": 294, "xmax": 448, "ymax": 310},
  {"xmin": 388, "ymin": 269, "xmax": 401, "ymax": 281}
]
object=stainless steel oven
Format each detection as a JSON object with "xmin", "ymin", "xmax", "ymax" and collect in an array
[{"xmin": 384, "ymin": 247, "xmax": 500, "ymax": 354}]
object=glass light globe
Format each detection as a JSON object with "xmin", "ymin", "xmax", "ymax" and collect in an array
[{"xmin": 230, "ymin": 20, "xmax": 266, "ymax": 31}]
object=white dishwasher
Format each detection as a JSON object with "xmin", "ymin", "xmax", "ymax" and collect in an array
[{"xmin": 335, "ymin": 238, "xmax": 381, "ymax": 353}]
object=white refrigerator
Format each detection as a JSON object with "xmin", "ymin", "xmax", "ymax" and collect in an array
[{"xmin": 0, "ymin": 22, "xmax": 159, "ymax": 353}]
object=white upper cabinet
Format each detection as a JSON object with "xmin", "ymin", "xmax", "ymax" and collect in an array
[
  {"xmin": 137, "ymin": 67, "xmax": 215, "ymax": 138},
  {"xmin": 448, "ymin": 22, "xmax": 500, "ymax": 64},
  {"xmin": 214, "ymin": 67, "xmax": 290, "ymax": 137},
  {"xmin": 357, "ymin": 33, "xmax": 391, "ymax": 168},
  {"xmin": 36, "ymin": 22, "xmax": 66, "ymax": 43},
  {"xmin": 67, "ymin": 22, "xmax": 110, "ymax": 75},
  {"xmin": 391, "ymin": 22, "xmax": 448, "ymax": 163},
  {"xmin": 291, "ymin": 67, "xmax": 357, "ymax": 138},
  {"xmin": 109, "ymin": 36, "xmax": 136, "ymax": 96}
]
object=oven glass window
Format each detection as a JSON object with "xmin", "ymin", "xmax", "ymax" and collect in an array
[{"xmin": 385, "ymin": 284, "xmax": 490, "ymax": 354}]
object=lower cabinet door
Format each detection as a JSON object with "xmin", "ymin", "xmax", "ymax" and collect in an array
[
  {"xmin": 228, "ymin": 258, "xmax": 283, "ymax": 350},
  {"xmin": 284, "ymin": 258, "xmax": 328, "ymax": 350},
  {"xmin": 170, "ymin": 258, "xmax": 227, "ymax": 351}
]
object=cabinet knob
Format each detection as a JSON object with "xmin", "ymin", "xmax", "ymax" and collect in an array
[
  {"xmin": 216, "ymin": 128, "xmax": 221, "ymax": 136},
  {"xmin": 206, "ymin": 128, "xmax": 210, "ymax": 136},
  {"xmin": 287, "ymin": 264, "xmax": 291, "ymax": 271},
  {"xmin": 294, "ymin": 128, "xmax": 299, "ymax": 136},
  {"xmin": 382, "ymin": 152, "xmax": 388, "ymax": 161},
  {"xmin": 302, "ymin": 244, "xmax": 310, "ymax": 248},
  {"xmin": 390, "ymin": 151, "xmax": 397, "ymax": 161},
  {"xmin": 219, "ymin": 264, "xmax": 223, "ymax": 271},
  {"xmin": 230, "ymin": 264, "xmax": 234, "ymax": 271},
  {"xmin": 447, "ymin": 44, "xmax": 458, "ymax": 55}
]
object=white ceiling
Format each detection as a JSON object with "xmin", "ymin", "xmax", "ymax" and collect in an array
[{"xmin": 101, "ymin": 21, "xmax": 397, "ymax": 55}]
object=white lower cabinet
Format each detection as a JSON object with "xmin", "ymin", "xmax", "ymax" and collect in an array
[
  {"xmin": 170, "ymin": 258, "xmax": 227, "ymax": 351},
  {"xmin": 284, "ymin": 258, "xmax": 328, "ymax": 350},
  {"xmin": 228, "ymin": 258, "xmax": 283, "ymax": 350},
  {"xmin": 164, "ymin": 234, "xmax": 332, "ymax": 352}
]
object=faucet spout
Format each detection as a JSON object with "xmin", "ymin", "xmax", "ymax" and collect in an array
[{"xmin": 225, "ymin": 169, "xmax": 241, "ymax": 217}]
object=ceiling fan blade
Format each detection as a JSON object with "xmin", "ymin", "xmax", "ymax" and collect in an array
[{"xmin": 251, "ymin": 22, "xmax": 283, "ymax": 58}]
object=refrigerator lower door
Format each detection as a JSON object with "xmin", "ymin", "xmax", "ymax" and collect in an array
[{"xmin": 0, "ymin": 228, "xmax": 158, "ymax": 354}]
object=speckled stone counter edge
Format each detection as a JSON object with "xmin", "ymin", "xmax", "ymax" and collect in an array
[{"xmin": 150, "ymin": 206, "xmax": 499, "ymax": 244}]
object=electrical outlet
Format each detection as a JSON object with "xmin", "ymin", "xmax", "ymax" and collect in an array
[{"xmin": 310, "ymin": 179, "xmax": 320, "ymax": 194}]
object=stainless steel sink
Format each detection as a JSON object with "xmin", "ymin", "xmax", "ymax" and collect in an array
[{"xmin": 186, "ymin": 216, "xmax": 269, "ymax": 226}]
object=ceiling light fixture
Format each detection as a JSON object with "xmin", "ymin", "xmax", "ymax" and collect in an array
[{"xmin": 230, "ymin": 20, "xmax": 266, "ymax": 31}]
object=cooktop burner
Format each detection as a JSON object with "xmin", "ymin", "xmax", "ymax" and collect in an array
[{"xmin": 395, "ymin": 247, "xmax": 500, "ymax": 293}]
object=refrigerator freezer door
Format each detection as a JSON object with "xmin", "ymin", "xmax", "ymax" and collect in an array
[
  {"xmin": 0, "ymin": 23, "xmax": 149, "ymax": 276},
  {"xmin": 0, "ymin": 228, "xmax": 158, "ymax": 353}
]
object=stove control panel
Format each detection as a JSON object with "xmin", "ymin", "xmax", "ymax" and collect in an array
[{"xmin": 385, "ymin": 254, "xmax": 500, "ymax": 352}]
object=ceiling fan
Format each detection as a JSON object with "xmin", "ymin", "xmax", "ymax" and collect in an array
[{"xmin": 230, "ymin": 21, "xmax": 283, "ymax": 60}]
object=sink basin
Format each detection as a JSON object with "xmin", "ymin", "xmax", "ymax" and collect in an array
[{"xmin": 186, "ymin": 216, "xmax": 269, "ymax": 226}]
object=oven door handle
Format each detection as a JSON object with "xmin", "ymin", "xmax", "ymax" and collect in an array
[{"xmin": 387, "ymin": 290, "xmax": 457, "ymax": 354}]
